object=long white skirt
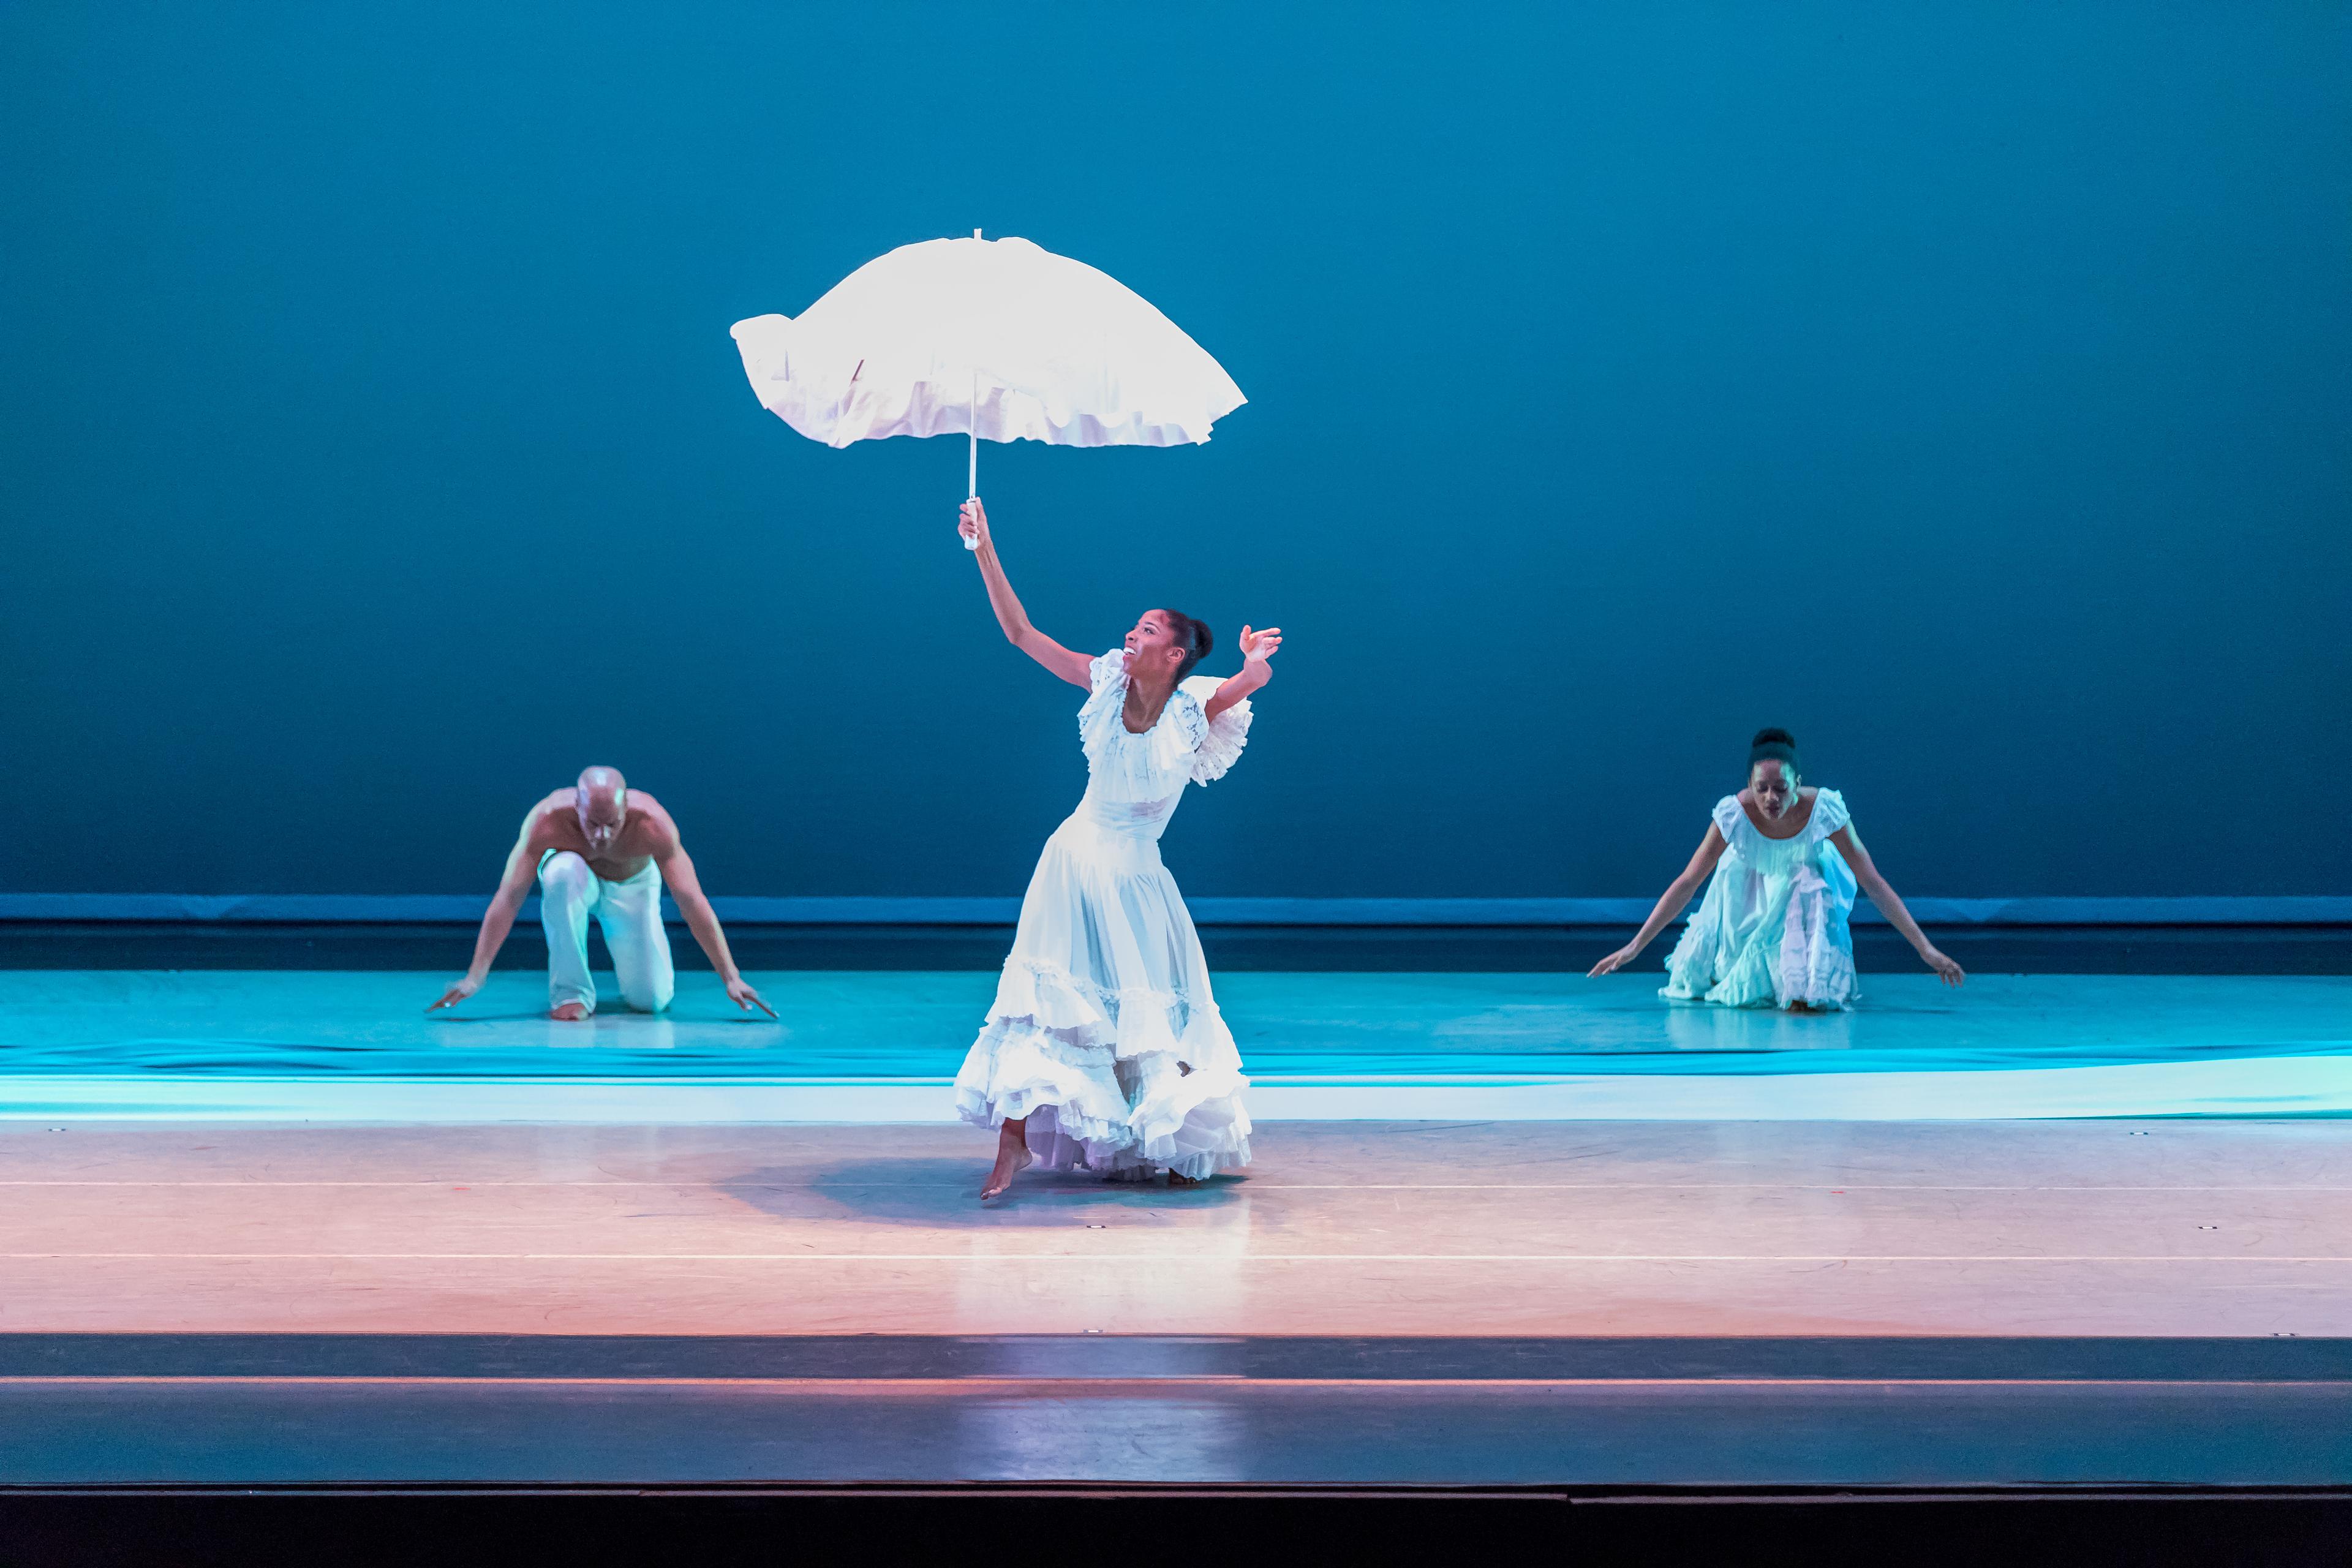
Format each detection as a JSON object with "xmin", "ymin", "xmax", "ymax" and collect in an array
[
  {"xmin": 1662, "ymin": 856, "xmax": 1860, "ymax": 1011},
  {"xmin": 954, "ymin": 810, "xmax": 1253, "ymax": 1181}
]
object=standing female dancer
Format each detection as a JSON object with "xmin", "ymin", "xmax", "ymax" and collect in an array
[
  {"xmin": 1589, "ymin": 728, "xmax": 1964, "ymax": 1009},
  {"xmin": 952, "ymin": 499, "xmax": 1281, "ymax": 1199}
]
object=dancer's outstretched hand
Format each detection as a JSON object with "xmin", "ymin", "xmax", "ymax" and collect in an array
[
  {"xmin": 726, "ymin": 977, "xmax": 779, "ymax": 1018},
  {"xmin": 428, "ymin": 976, "xmax": 480, "ymax": 1012},
  {"xmin": 1587, "ymin": 944, "xmax": 1640, "ymax": 978},
  {"xmin": 957, "ymin": 498, "xmax": 991, "ymax": 550},
  {"xmin": 1923, "ymin": 948, "xmax": 1967, "ymax": 987},
  {"xmin": 1240, "ymin": 625, "xmax": 1283, "ymax": 665}
]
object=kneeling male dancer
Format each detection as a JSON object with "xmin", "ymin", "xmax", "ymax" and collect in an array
[{"xmin": 430, "ymin": 766, "xmax": 774, "ymax": 1020}]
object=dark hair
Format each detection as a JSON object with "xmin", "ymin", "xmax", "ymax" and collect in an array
[
  {"xmin": 1749, "ymin": 726, "xmax": 1798, "ymax": 774},
  {"xmin": 1159, "ymin": 609, "xmax": 1213, "ymax": 679}
]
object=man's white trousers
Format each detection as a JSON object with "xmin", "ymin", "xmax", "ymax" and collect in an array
[{"xmin": 538, "ymin": 851, "xmax": 674, "ymax": 1015}]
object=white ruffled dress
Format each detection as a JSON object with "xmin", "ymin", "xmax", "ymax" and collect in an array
[
  {"xmin": 954, "ymin": 649, "xmax": 1255, "ymax": 1180},
  {"xmin": 1663, "ymin": 789, "xmax": 1861, "ymax": 1011}
]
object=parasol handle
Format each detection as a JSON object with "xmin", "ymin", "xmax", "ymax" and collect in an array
[
  {"xmin": 963, "ymin": 230, "xmax": 983, "ymax": 548},
  {"xmin": 964, "ymin": 359, "xmax": 981, "ymax": 549}
]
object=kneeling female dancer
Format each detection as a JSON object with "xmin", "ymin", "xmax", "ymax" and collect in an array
[
  {"xmin": 1589, "ymin": 728, "xmax": 1964, "ymax": 1009},
  {"xmin": 952, "ymin": 499, "xmax": 1280, "ymax": 1200}
]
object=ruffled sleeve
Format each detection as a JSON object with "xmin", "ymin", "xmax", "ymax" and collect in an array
[
  {"xmin": 1178, "ymin": 674, "xmax": 1253, "ymax": 783},
  {"xmin": 1709, "ymin": 794, "xmax": 1746, "ymax": 845},
  {"xmin": 1808, "ymin": 788, "xmax": 1852, "ymax": 840},
  {"xmin": 1075, "ymin": 649, "xmax": 1129, "ymax": 760}
]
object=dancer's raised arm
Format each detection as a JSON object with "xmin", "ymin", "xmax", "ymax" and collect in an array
[
  {"xmin": 1204, "ymin": 625, "xmax": 1282, "ymax": 721},
  {"xmin": 1588, "ymin": 826, "xmax": 1728, "ymax": 978},
  {"xmin": 1829, "ymin": 825, "xmax": 1965, "ymax": 986},
  {"xmin": 959, "ymin": 499, "xmax": 1092, "ymax": 688}
]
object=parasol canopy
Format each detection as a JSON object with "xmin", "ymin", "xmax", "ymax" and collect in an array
[{"xmin": 730, "ymin": 233, "xmax": 1245, "ymax": 531}]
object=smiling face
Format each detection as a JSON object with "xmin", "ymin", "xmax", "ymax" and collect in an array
[
  {"xmin": 1121, "ymin": 609, "xmax": 1189, "ymax": 682},
  {"xmin": 1749, "ymin": 759, "xmax": 1801, "ymax": 820}
]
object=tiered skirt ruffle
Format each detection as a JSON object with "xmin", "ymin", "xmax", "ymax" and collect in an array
[{"xmin": 954, "ymin": 816, "xmax": 1252, "ymax": 1180}]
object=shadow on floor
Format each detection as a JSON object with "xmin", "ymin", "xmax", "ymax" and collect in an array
[{"xmin": 723, "ymin": 1157, "xmax": 1249, "ymax": 1226}]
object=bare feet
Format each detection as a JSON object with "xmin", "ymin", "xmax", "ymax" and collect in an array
[
  {"xmin": 980, "ymin": 1120, "xmax": 1033, "ymax": 1200},
  {"xmin": 1167, "ymin": 1170, "xmax": 1202, "ymax": 1188},
  {"xmin": 549, "ymin": 1001, "xmax": 590, "ymax": 1022}
]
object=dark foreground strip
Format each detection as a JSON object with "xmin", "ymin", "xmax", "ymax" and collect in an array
[
  {"xmin": 1, "ymin": 1333, "xmax": 2346, "ymax": 1382},
  {"xmin": 1, "ymin": 1485, "xmax": 2348, "ymax": 1567}
]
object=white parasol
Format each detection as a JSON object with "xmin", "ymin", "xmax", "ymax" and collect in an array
[{"xmin": 730, "ymin": 232, "xmax": 1245, "ymax": 545}]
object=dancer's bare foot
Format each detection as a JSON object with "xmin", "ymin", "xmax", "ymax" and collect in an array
[
  {"xmin": 981, "ymin": 1119, "xmax": 1033, "ymax": 1200},
  {"xmin": 549, "ymin": 1001, "xmax": 590, "ymax": 1022},
  {"xmin": 1167, "ymin": 1170, "xmax": 1202, "ymax": 1188}
]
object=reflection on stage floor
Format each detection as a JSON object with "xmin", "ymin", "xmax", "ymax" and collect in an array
[{"xmin": 4, "ymin": 970, "xmax": 2350, "ymax": 1118}]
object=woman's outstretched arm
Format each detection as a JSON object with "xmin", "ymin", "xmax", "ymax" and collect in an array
[
  {"xmin": 1588, "ymin": 827, "xmax": 1729, "ymax": 978},
  {"xmin": 1204, "ymin": 625, "xmax": 1281, "ymax": 721},
  {"xmin": 959, "ymin": 499, "xmax": 1093, "ymax": 689},
  {"xmin": 1828, "ymin": 827, "xmax": 1966, "ymax": 986}
]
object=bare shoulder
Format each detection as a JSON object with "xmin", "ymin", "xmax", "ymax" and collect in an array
[
  {"xmin": 519, "ymin": 791, "xmax": 572, "ymax": 844},
  {"xmin": 630, "ymin": 791, "xmax": 682, "ymax": 848}
]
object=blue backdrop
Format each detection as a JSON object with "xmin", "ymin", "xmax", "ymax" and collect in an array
[{"xmin": 4, "ymin": 2, "xmax": 2347, "ymax": 902}]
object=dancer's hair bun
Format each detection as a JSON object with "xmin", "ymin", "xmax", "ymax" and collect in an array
[
  {"xmin": 1163, "ymin": 609, "xmax": 1213, "ymax": 678},
  {"xmin": 1751, "ymin": 726, "xmax": 1796, "ymax": 749}
]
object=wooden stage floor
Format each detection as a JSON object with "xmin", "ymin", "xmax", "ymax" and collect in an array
[{"xmin": 2, "ymin": 1118, "xmax": 2347, "ymax": 1487}]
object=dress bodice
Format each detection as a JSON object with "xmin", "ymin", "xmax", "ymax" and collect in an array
[
  {"xmin": 1079, "ymin": 784, "xmax": 1185, "ymax": 840},
  {"xmin": 1076, "ymin": 649, "xmax": 1253, "ymax": 840},
  {"xmin": 1711, "ymin": 789, "xmax": 1852, "ymax": 880}
]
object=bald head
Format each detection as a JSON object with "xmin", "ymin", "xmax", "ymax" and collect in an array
[
  {"xmin": 578, "ymin": 766, "xmax": 627, "ymax": 805},
  {"xmin": 574, "ymin": 766, "xmax": 629, "ymax": 853}
]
